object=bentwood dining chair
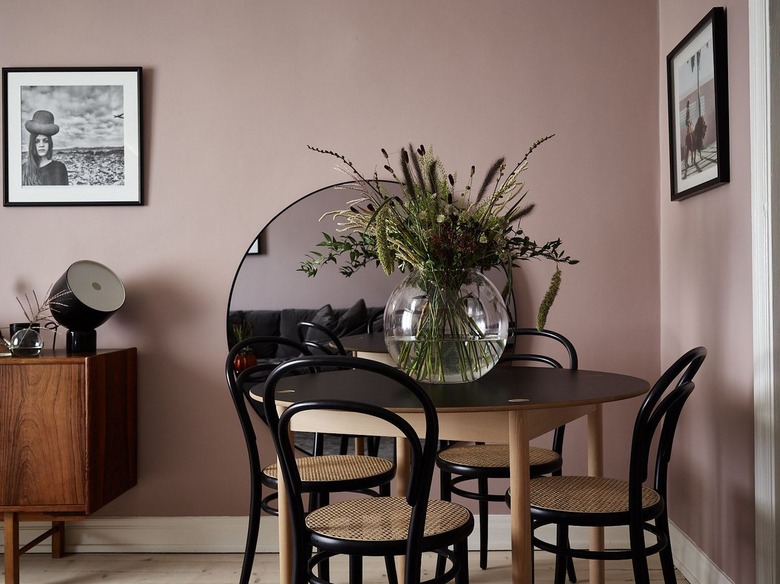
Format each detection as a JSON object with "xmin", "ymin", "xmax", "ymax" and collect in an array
[
  {"xmin": 297, "ymin": 320, "xmax": 384, "ymax": 458},
  {"xmin": 226, "ymin": 337, "xmax": 396, "ymax": 584},
  {"xmin": 436, "ymin": 328, "xmax": 578, "ymax": 577},
  {"xmin": 264, "ymin": 355, "xmax": 475, "ymax": 584},
  {"xmin": 528, "ymin": 346, "xmax": 706, "ymax": 584},
  {"xmin": 297, "ymin": 320, "xmax": 348, "ymax": 356}
]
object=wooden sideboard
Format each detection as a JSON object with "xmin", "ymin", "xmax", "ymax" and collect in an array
[{"xmin": 0, "ymin": 348, "xmax": 137, "ymax": 584}]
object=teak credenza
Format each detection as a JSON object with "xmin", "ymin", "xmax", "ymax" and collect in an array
[{"xmin": 0, "ymin": 348, "xmax": 137, "ymax": 584}]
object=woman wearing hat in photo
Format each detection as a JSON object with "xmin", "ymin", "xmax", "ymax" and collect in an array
[{"xmin": 22, "ymin": 110, "xmax": 69, "ymax": 186}]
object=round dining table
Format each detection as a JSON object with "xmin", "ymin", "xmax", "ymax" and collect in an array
[{"xmin": 252, "ymin": 360, "xmax": 649, "ymax": 584}]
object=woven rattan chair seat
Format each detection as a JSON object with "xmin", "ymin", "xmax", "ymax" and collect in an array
[
  {"xmin": 529, "ymin": 475, "xmax": 661, "ymax": 514},
  {"xmin": 305, "ymin": 496, "xmax": 471, "ymax": 542},
  {"xmin": 263, "ymin": 455, "xmax": 393, "ymax": 483},
  {"xmin": 438, "ymin": 443, "xmax": 560, "ymax": 468}
]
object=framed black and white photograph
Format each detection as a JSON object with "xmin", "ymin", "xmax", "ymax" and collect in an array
[
  {"xmin": 666, "ymin": 8, "xmax": 729, "ymax": 201},
  {"xmin": 3, "ymin": 67, "xmax": 143, "ymax": 206}
]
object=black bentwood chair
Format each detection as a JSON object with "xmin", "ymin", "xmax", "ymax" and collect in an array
[
  {"xmin": 527, "ymin": 346, "xmax": 706, "ymax": 584},
  {"xmin": 436, "ymin": 328, "xmax": 578, "ymax": 577},
  {"xmin": 226, "ymin": 338, "xmax": 396, "ymax": 584},
  {"xmin": 264, "ymin": 355, "xmax": 475, "ymax": 584},
  {"xmin": 297, "ymin": 320, "xmax": 385, "ymax": 458},
  {"xmin": 297, "ymin": 321, "xmax": 348, "ymax": 357}
]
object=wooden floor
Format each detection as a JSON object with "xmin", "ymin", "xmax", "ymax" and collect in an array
[{"xmin": 12, "ymin": 551, "xmax": 689, "ymax": 583}]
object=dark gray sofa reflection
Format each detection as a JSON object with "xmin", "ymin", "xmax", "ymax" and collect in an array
[{"xmin": 227, "ymin": 298, "xmax": 384, "ymax": 357}]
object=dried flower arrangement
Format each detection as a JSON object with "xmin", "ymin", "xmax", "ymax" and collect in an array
[{"xmin": 300, "ymin": 138, "xmax": 578, "ymax": 329}]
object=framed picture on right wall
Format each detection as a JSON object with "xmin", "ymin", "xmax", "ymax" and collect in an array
[{"xmin": 666, "ymin": 7, "xmax": 729, "ymax": 201}]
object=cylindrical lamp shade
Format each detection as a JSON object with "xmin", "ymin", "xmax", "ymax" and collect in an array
[{"xmin": 50, "ymin": 260, "xmax": 126, "ymax": 353}]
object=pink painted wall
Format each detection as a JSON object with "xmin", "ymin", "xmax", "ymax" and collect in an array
[
  {"xmin": 659, "ymin": 2, "xmax": 754, "ymax": 582},
  {"xmin": 229, "ymin": 184, "xmax": 405, "ymax": 311},
  {"xmin": 18, "ymin": 0, "xmax": 770, "ymax": 572}
]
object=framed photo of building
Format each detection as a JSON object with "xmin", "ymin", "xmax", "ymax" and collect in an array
[
  {"xmin": 2, "ymin": 67, "xmax": 143, "ymax": 206},
  {"xmin": 666, "ymin": 8, "xmax": 729, "ymax": 201}
]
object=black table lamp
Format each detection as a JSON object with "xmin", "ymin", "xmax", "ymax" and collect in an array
[{"xmin": 50, "ymin": 260, "xmax": 126, "ymax": 353}]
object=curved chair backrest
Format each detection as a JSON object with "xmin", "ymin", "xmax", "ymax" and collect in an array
[
  {"xmin": 226, "ymin": 336, "xmax": 311, "ymax": 470},
  {"xmin": 501, "ymin": 328, "xmax": 578, "ymax": 370},
  {"xmin": 296, "ymin": 321, "xmax": 347, "ymax": 356},
  {"xmin": 226, "ymin": 336, "xmax": 311, "ymax": 420},
  {"xmin": 501, "ymin": 328, "xmax": 578, "ymax": 453},
  {"xmin": 263, "ymin": 355, "xmax": 439, "ymax": 583},
  {"xmin": 629, "ymin": 346, "xmax": 706, "ymax": 511}
]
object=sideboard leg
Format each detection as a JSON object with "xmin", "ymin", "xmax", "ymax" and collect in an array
[
  {"xmin": 51, "ymin": 521, "xmax": 65, "ymax": 558},
  {"xmin": 4, "ymin": 512, "xmax": 20, "ymax": 584}
]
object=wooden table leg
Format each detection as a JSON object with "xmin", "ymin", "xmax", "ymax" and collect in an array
[
  {"xmin": 509, "ymin": 411, "xmax": 531, "ymax": 584},
  {"xmin": 4, "ymin": 512, "xmax": 20, "ymax": 584},
  {"xmin": 396, "ymin": 438, "xmax": 411, "ymax": 583},
  {"xmin": 588, "ymin": 405, "xmax": 605, "ymax": 584}
]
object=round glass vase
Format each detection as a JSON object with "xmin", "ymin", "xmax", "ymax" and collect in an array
[
  {"xmin": 384, "ymin": 269, "xmax": 509, "ymax": 384},
  {"xmin": 10, "ymin": 326, "xmax": 44, "ymax": 357}
]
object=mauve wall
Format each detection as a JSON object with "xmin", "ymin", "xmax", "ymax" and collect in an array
[
  {"xmin": 229, "ymin": 184, "xmax": 405, "ymax": 311},
  {"xmin": 8, "ymin": 0, "xmax": 761, "ymax": 571},
  {"xmin": 659, "ymin": 2, "xmax": 753, "ymax": 582}
]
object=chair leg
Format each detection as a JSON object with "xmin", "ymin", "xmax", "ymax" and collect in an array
[
  {"xmin": 368, "ymin": 436, "xmax": 380, "ymax": 457},
  {"xmin": 565, "ymin": 536, "xmax": 577, "ymax": 582},
  {"xmin": 478, "ymin": 476, "xmax": 489, "ymax": 570},
  {"xmin": 385, "ymin": 555, "xmax": 399, "ymax": 584},
  {"xmin": 435, "ymin": 469, "xmax": 453, "ymax": 577},
  {"xmin": 656, "ymin": 514, "xmax": 678, "ymax": 583},
  {"xmin": 349, "ymin": 555, "xmax": 363, "ymax": 584},
  {"xmin": 554, "ymin": 524, "xmax": 568, "ymax": 584},
  {"xmin": 440, "ymin": 469, "xmax": 452, "ymax": 501},
  {"xmin": 435, "ymin": 550, "xmax": 447, "ymax": 577},
  {"xmin": 379, "ymin": 483, "xmax": 396, "ymax": 582},
  {"xmin": 313, "ymin": 433, "xmax": 325, "ymax": 456},
  {"xmin": 455, "ymin": 539, "xmax": 470, "ymax": 584},
  {"xmin": 313, "ymin": 492, "xmax": 330, "ymax": 582},
  {"xmin": 319, "ymin": 551, "xmax": 330, "ymax": 582},
  {"xmin": 548, "ymin": 469, "xmax": 576, "ymax": 582},
  {"xmin": 629, "ymin": 522, "xmax": 651, "ymax": 584},
  {"xmin": 239, "ymin": 488, "xmax": 261, "ymax": 584}
]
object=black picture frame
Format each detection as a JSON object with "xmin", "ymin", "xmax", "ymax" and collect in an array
[
  {"xmin": 3, "ymin": 67, "xmax": 143, "ymax": 206},
  {"xmin": 666, "ymin": 8, "xmax": 729, "ymax": 201}
]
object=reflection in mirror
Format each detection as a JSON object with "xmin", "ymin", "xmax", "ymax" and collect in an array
[
  {"xmin": 227, "ymin": 180, "xmax": 514, "ymax": 348},
  {"xmin": 227, "ymin": 182, "xmax": 405, "ymax": 347},
  {"xmin": 230, "ymin": 181, "xmax": 404, "ymax": 309}
]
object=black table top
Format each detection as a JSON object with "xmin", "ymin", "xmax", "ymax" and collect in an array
[
  {"xmin": 253, "ymin": 365, "xmax": 650, "ymax": 413},
  {"xmin": 339, "ymin": 333, "xmax": 388, "ymax": 353}
]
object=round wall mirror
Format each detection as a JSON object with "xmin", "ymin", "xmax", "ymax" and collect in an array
[
  {"xmin": 226, "ymin": 180, "xmax": 515, "ymax": 349},
  {"xmin": 226, "ymin": 181, "xmax": 405, "ymax": 347}
]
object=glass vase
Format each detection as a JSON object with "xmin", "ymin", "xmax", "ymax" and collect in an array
[
  {"xmin": 10, "ymin": 326, "xmax": 43, "ymax": 357},
  {"xmin": 384, "ymin": 269, "xmax": 509, "ymax": 383}
]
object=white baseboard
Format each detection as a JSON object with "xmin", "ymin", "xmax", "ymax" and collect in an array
[
  {"xmin": 669, "ymin": 522, "xmax": 734, "ymax": 584},
  {"xmin": 0, "ymin": 516, "xmax": 278, "ymax": 554},
  {"xmin": 1, "ymin": 515, "xmax": 732, "ymax": 583}
]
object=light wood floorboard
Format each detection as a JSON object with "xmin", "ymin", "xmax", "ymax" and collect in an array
[{"xmin": 12, "ymin": 551, "xmax": 689, "ymax": 583}]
